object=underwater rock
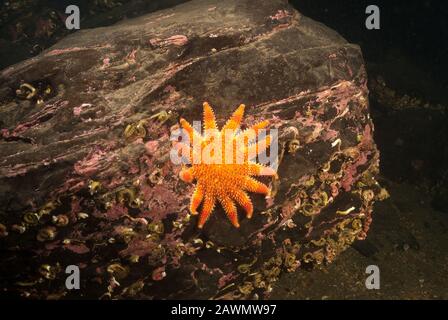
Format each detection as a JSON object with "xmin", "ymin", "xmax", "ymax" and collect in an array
[
  {"xmin": 0, "ymin": 0, "xmax": 191, "ymax": 70},
  {"xmin": 0, "ymin": 0, "xmax": 384, "ymax": 299}
]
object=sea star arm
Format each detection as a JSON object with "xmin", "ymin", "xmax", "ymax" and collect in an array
[
  {"xmin": 180, "ymin": 118, "xmax": 202, "ymax": 145},
  {"xmin": 243, "ymin": 176, "xmax": 270, "ymax": 195},
  {"xmin": 198, "ymin": 194, "xmax": 216, "ymax": 228},
  {"xmin": 249, "ymin": 120, "xmax": 270, "ymax": 133},
  {"xmin": 244, "ymin": 135, "xmax": 271, "ymax": 160},
  {"xmin": 190, "ymin": 184, "xmax": 204, "ymax": 215},
  {"xmin": 179, "ymin": 167, "xmax": 195, "ymax": 183},
  {"xmin": 174, "ymin": 139, "xmax": 209, "ymax": 164},
  {"xmin": 203, "ymin": 102, "xmax": 217, "ymax": 131},
  {"xmin": 222, "ymin": 104, "xmax": 245, "ymax": 132},
  {"xmin": 231, "ymin": 189, "xmax": 254, "ymax": 219},
  {"xmin": 246, "ymin": 163, "xmax": 277, "ymax": 176},
  {"xmin": 219, "ymin": 195, "xmax": 240, "ymax": 228},
  {"xmin": 236, "ymin": 120, "xmax": 270, "ymax": 146},
  {"xmin": 172, "ymin": 140, "xmax": 195, "ymax": 164}
]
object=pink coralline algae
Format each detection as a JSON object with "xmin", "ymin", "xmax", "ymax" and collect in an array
[
  {"xmin": 74, "ymin": 149, "xmax": 109, "ymax": 176},
  {"xmin": 152, "ymin": 266, "xmax": 167, "ymax": 281},
  {"xmin": 149, "ymin": 35, "xmax": 188, "ymax": 48},
  {"xmin": 144, "ymin": 140, "xmax": 159, "ymax": 155},
  {"xmin": 269, "ymin": 10, "xmax": 292, "ymax": 21},
  {"xmin": 64, "ymin": 243, "xmax": 90, "ymax": 254},
  {"xmin": 73, "ymin": 103, "xmax": 94, "ymax": 117}
]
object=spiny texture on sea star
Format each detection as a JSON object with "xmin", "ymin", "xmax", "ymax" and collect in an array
[{"xmin": 175, "ymin": 102, "xmax": 276, "ymax": 228}]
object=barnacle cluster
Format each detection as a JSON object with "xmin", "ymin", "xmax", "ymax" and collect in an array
[
  {"xmin": 124, "ymin": 120, "xmax": 147, "ymax": 141},
  {"xmin": 38, "ymin": 263, "xmax": 61, "ymax": 280},
  {"xmin": 225, "ymin": 241, "xmax": 301, "ymax": 299},
  {"xmin": 0, "ymin": 223, "xmax": 8, "ymax": 237},
  {"xmin": 116, "ymin": 187, "xmax": 142, "ymax": 208},
  {"xmin": 298, "ymin": 160, "xmax": 385, "ymax": 265},
  {"xmin": 107, "ymin": 263, "xmax": 130, "ymax": 280},
  {"xmin": 1, "ymin": 201, "xmax": 62, "ymax": 240},
  {"xmin": 15, "ymin": 81, "xmax": 54, "ymax": 106},
  {"xmin": 36, "ymin": 226, "xmax": 57, "ymax": 242},
  {"xmin": 370, "ymin": 75, "xmax": 431, "ymax": 110}
]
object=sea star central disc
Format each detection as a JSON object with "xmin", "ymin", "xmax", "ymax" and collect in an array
[{"xmin": 174, "ymin": 102, "xmax": 276, "ymax": 228}]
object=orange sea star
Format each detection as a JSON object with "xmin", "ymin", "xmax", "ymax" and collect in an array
[{"xmin": 175, "ymin": 102, "xmax": 276, "ymax": 228}]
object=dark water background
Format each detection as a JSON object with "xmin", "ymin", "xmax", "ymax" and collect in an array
[
  {"xmin": 285, "ymin": 0, "xmax": 448, "ymax": 299},
  {"xmin": 293, "ymin": 0, "xmax": 448, "ymax": 103},
  {"xmin": 290, "ymin": 0, "xmax": 448, "ymax": 206}
]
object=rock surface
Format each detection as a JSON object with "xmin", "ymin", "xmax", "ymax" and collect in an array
[
  {"xmin": 0, "ymin": 0, "xmax": 384, "ymax": 299},
  {"xmin": 0, "ymin": 0, "xmax": 190, "ymax": 70}
]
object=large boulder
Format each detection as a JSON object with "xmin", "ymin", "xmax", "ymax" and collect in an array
[{"xmin": 0, "ymin": 0, "xmax": 385, "ymax": 299}]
